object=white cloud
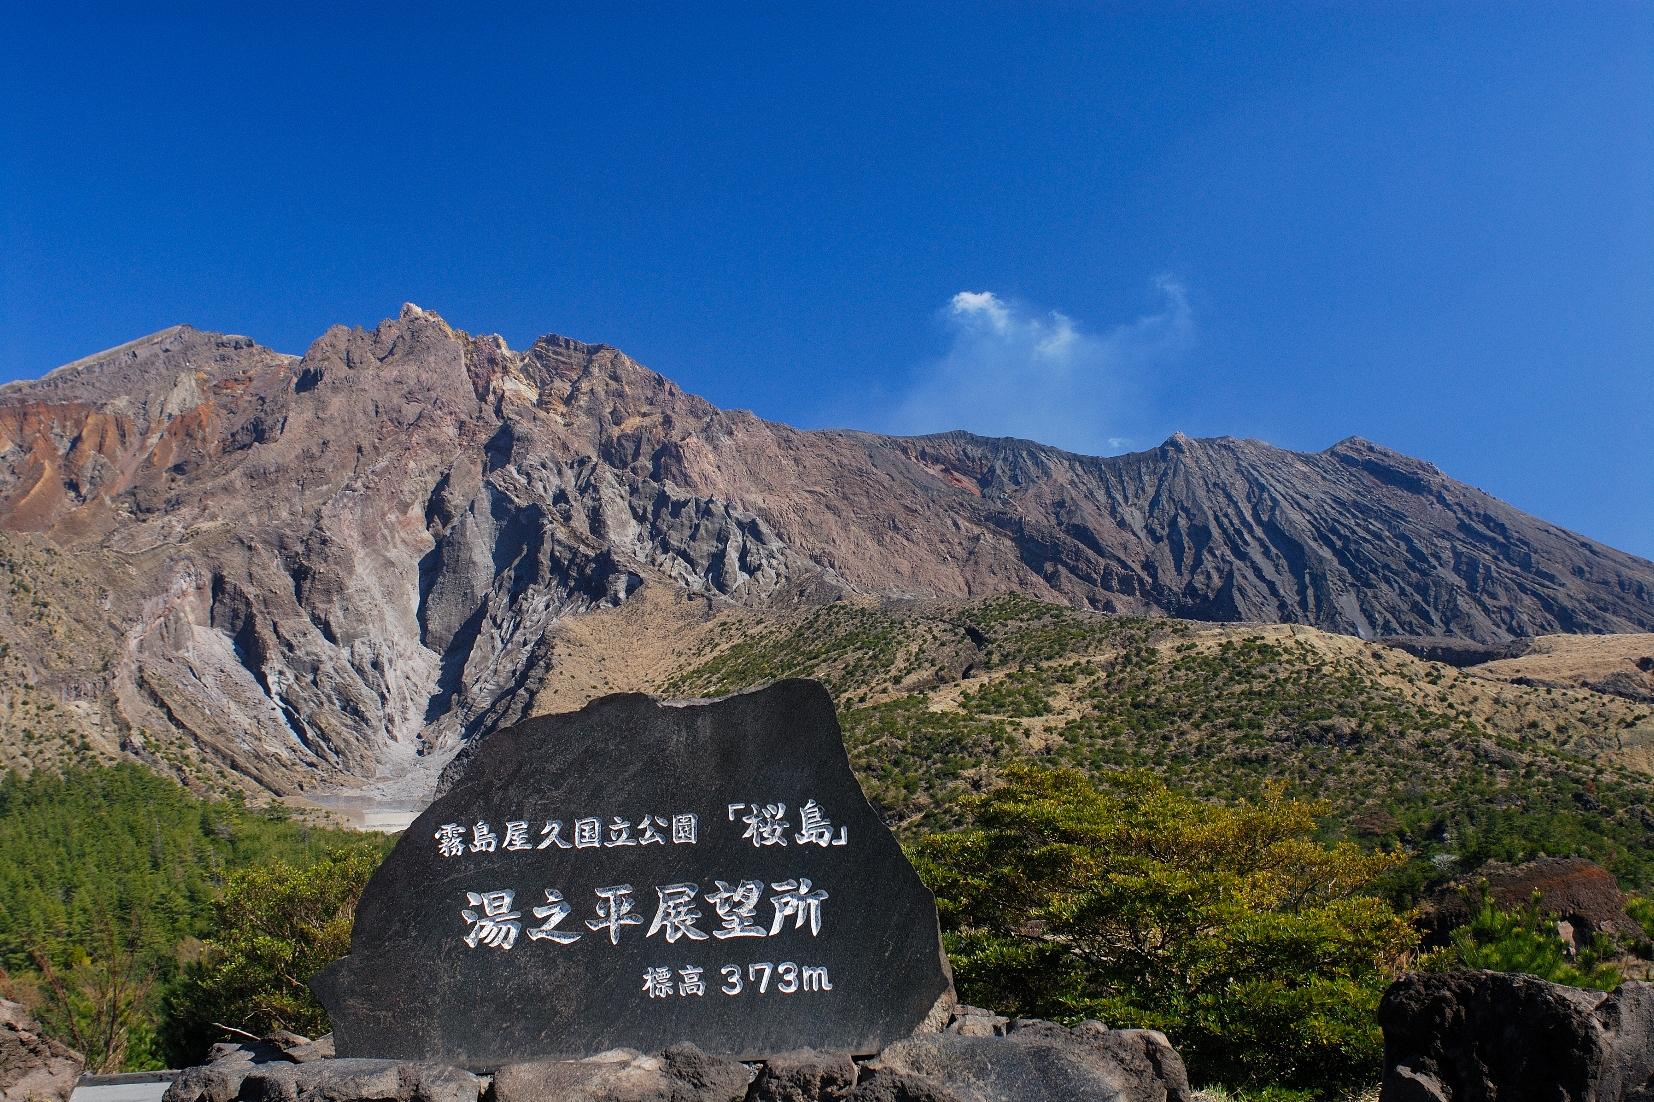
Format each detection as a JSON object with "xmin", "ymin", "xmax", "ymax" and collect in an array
[{"xmin": 884, "ymin": 278, "xmax": 1192, "ymax": 455}]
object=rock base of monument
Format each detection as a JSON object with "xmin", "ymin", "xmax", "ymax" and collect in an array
[{"xmin": 164, "ymin": 1007, "xmax": 1192, "ymax": 1102}]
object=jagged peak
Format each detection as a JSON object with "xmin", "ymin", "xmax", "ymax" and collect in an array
[
  {"xmin": 1, "ymin": 324, "xmax": 288, "ymax": 406},
  {"xmin": 1327, "ymin": 434, "xmax": 1385, "ymax": 454},
  {"xmin": 521, "ymin": 332, "xmax": 690, "ymax": 401},
  {"xmin": 1323, "ymin": 435, "xmax": 1429, "ymax": 463},
  {"xmin": 382, "ymin": 302, "xmax": 456, "ymax": 340},
  {"xmin": 528, "ymin": 331, "xmax": 614, "ymax": 357},
  {"xmin": 1325, "ymin": 434, "xmax": 1439, "ymax": 469},
  {"xmin": 27, "ymin": 324, "xmax": 196, "ymax": 383}
]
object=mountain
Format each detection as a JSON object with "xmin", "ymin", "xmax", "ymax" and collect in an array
[
  {"xmin": 522, "ymin": 590, "xmax": 1654, "ymax": 888},
  {"xmin": 0, "ymin": 305, "xmax": 1650, "ymax": 799}
]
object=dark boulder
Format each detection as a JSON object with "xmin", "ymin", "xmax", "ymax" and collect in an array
[
  {"xmin": 1379, "ymin": 971, "xmax": 1654, "ymax": 1102},
  {"xmin": 236, "ymin": 1059, "xmax": 480, "ymax": 1102},
  {"xmin": 315, "ymin": 683, "xmax": 953, "ymax": 1066},
  {"xmin": 166, "ymin": 1033, "xmax": 320, "ymax": 1102},
  {"xmin": 490, "ymin": 1043, "xmax": 751, "ymax": 1102},
  {"xmin": 0, "ymin": 1000, "xmax": 84, "ymax": 1102},
  {"xmin": 749, "ymin": 1050, "xmax": 859, "ymax": 1102},
  {"xmin": 847, "ymin": 1021, "xmax": 1191, "ymax": 1102}
]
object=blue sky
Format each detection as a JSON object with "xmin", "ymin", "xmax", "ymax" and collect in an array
[{"xmin": 3, "ymin": 4, "xmax": 1650, "ymax": 557}]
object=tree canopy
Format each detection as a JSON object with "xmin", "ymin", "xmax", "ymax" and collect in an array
[{"xmin": 913, "ymin": 765, "xmax": 1418, "ymax": 1094}]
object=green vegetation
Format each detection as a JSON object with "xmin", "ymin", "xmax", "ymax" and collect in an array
[
  {"xmin": 1627, "ymin": 893, "xmax": 1654, "ymax": 956},
  {"xmin": 0, "ymin": 765, "xmax": 388, "ymax": 1069},
  {"xmin": 163, "ymin": 849, "xmax": 379, "ymax": 1062},
  {"xmin": 662, "ymin": 594, "xmax": 1175, "ymax": 705},
  {"xmin": 662, "ymin": 602, "xmax": 913, "ymax": 702},
  {"xmin": 914, "ymin": 766, "xmax": 1418, "ymax": 1095},
  {"xmin": 669, "ymin": 597, "xmax": 1654, "ymax": 893},
  {"xmin": 1434, "ymin": 893, "xmax": 1622, "ymax": 990}
]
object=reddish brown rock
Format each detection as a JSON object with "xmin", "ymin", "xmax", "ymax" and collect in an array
[
  {"xmin": 0, "ymin": 1000, "xmax": 84, "ymax": 1102},
  {"xmin": 1424, "ymin": 857, "xmax": 1643, "ymax": 944}
]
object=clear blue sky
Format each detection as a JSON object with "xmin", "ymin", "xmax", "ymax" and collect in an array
[{"xmin": 3, "ymin": 3, "xmax": 1650, "ymax": 557}]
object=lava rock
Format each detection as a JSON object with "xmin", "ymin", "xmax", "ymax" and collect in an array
[
  {"xmin": 236, "ymin": 1058, "xmax": 480, "ymax": 1102},
  {"xmin": 942, "ymin": 1008, "xmax": 1009, "ymax": 1040},
  {"xmin": 166, "ymin": 1035, "xmax": 301, "ymax": 1102},
  {"xmin": 490, "ymin": 1043, "xmax": 749, "ymax": 1102},
  {"xmin": 661, "ymin": 1044, "xmax": 754, "ymax": 1101},
  {"xmin": 748, "ymin": 1050, "xmax": 859, "ymax": 1102},
  {"xmin": 1379, "ymin": 970, "xmax": 1654, "ymax": 1102},
  {"xmin": 0, "ymin": 1000, "xmax": 84, "ymax": 1102},
  {"xmin": 165, "ymin": 1063, "xmax": 255, "ymax": 1102},
  {"xmin": 163, "ymin": 1017, "xmax": 1194, "ymax": 1102},
  {"xmin": 285, "ymin": 1036, "xmax": 336, "ymax": 1064},
  {"xmin": 848, "ymin": 1023, "xmax": 1192, "ymax": 1102}
]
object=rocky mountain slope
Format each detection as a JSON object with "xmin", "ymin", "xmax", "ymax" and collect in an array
[
  {"xmin": 529, "ymin": 590, "xmax": 1654, "ymax": 888},
  {"xmin": 1, "ymin": 305, "xmax": 1650, "ymax": 799}
]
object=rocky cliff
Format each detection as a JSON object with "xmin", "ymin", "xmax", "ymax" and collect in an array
[{"xmin": 1, "ymin": 305, "xmax": 1650, "ymax": 797}]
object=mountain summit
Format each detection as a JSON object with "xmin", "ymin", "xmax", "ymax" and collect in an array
[{"xmin": 1, "ymin": 308, "xmax": 1650, "ymax": 794}]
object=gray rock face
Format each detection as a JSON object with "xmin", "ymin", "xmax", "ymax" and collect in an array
[
  {"xmin": 491, "ymin": 1044, "xmax": 752, "ymax": 1102},
  {"xmin": 848, "ymin": 1022, "xmax": 1192, "ymax": 1102},
  {"xmin": 0, "ymin": 1000, "xmax": 84, "ymax": 1102},
  {"xmin": 166, "ymin": 1037, "xmax": 296, "ymax": 1102},
  {"xmin": 236, "ymin": 1060, "xmax": 480, "ymax": 1102},
  {"xmin": 313, "ymin": 682, "xmax": 953, "ymax": 1067},
  {"xmin": 1379, "ymin": 971, "xmax": 1654, "ymax": 1102}
]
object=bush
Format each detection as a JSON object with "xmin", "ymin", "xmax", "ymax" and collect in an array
[
  {"xmin": 1627, "ymin": 893, "xmax": 1654, "ymax": 960},
  {"xmin": 1434, "ymin": 892, "xmax": 1621, "ymax": 990},
  {"xmin": 912, "ymin": 766, "xmax": 1418, "ymax": 1095},
  {"xmin": 162, "ymin": 849, "xmax": 379, "ymax": 1064}
]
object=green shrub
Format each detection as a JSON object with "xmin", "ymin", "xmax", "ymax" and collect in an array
[
  {"xmin": 162, "ymin": 849, "xmax": 380, "ymax": 1064},
  {"xmin": 912, "ymin": 765, "xmax": 1417, "ymax": 1095},
  {"xmin": 1626, "ymin": 892, "xmax": 1654, "ymax": 957},
  {"xmin": 1434, "ymin": 892, "xmax": 1621, "ymax": 990}
]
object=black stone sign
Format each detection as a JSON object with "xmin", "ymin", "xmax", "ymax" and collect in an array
[{"xmin": 311, "ymin": 680, "xmax": 952, "ymax": 1069}]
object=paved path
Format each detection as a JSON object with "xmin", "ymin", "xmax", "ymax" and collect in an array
[{"xmin": 73, "ymin": 1077, "xmax": 174, "ymax": 1102}]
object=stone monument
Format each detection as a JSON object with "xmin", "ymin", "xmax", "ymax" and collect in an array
[{"xmin": 312, "ymin": 679, "xmax": 953, "ymax": 1069}]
